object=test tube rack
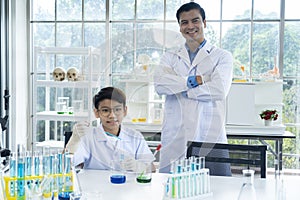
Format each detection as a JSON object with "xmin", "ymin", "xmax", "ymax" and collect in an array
[
  {"xmin": 3, "ymin": 173, "xmax": 73, "ymax": 200},
  {"xmin": 163, "ymin": 168, "xmax": 213, "ymax": 200}
]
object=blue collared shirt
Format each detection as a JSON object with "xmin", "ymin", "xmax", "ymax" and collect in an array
[{"xmin": 186, "ymin": 39, "xmax": 207, "ymax": 63}]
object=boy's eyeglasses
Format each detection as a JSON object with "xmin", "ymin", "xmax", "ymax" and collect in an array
[{"xmin": 97, "ymin": 106, "xmax": 124, "ymax": 117}]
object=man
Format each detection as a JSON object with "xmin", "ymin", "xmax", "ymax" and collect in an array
[{"xmin": 154, "ymin": 2, "xmax": 233, "ymax": 174}]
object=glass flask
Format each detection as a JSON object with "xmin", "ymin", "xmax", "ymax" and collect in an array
[{"xmin": 237, "ymin": 169, "xmax": 257, "ymax": 200}]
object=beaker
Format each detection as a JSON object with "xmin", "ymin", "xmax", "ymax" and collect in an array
[
  {"xmin": 56, "ymin": 97, "xmax": 69, "ymax": 114},
  {"xmin": 136, "ymin": 159, "xmax": 152, "ymax": 183},
  {"xmin": 110, "ymin": 160, "xmax": 126, "ymax": 184}
]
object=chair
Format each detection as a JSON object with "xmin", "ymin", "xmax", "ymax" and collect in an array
[{"xmin": 186, "ymin": 141, "xmax": 267, "ymax": 178}]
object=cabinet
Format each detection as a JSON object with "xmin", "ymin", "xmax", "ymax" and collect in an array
[
  {"xmin": 120, "ymin": 77, "xmax": 164, "ymax": 124},
  {"xmin": 226, "ymin": 81, "xmax": 283, "ymax": 126},
  {"xmin": 31, "ymin": 47, "xmax": 100, "ymax": 147}
]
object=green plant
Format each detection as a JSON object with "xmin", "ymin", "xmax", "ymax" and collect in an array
[{"xmin": 259, "ymin": 109, "xmax": 278, "ymax": 121}]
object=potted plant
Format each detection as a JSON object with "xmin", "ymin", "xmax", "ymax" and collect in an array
[{"xmin": 259, "ymin": 109, "xmax": 278, "ymax": 126}]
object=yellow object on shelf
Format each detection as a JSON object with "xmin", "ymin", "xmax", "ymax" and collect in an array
[
  {"xmin": 131, "ymin": 118, "xmax": 147, "ymax": 123},
  {"xmin": 131, "ymin": 118, "xmax": 138, "ymax": 122},
  {"xmin": 138, "ymin": 118, "xmax": 147, "ymax": 122},
  {"xmin": 233, "ymin": 79, "xmax": 247, "ymax": 83}
]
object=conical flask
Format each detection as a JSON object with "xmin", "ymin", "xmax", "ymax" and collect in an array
[{"xmin": 237, "ymin": 169, "xmax": 257, "ymax": 200}]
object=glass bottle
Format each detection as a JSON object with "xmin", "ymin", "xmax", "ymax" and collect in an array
[{"xmin": 237, "ymin": 169, "xmax": 257, "ymax": 200}]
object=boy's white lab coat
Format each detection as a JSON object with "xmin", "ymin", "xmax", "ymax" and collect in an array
[
  {"xmin": 154, "ymin": 42, "xmax": 233, "ymax": 173},
  {"xmin": 73, "ymin": 125, "xmax": 154, "ymax": 170}
]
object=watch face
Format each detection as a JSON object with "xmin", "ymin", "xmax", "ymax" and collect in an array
[{"xmin": 196, "ymin": 76, "xmax": 202, "ymax": 85}]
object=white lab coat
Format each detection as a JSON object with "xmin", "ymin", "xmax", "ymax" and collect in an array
[
  {"xmin": 73, "ymin": 125, "xmax": 154, "ymax": 170},
  {"xmin": 154, "ymin": 42, "xmax": 233, "ymax": 173}
]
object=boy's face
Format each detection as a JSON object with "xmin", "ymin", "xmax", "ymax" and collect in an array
[{"xmin": 94, "ymin": 99, "xmax": 127, "ymax": 133}]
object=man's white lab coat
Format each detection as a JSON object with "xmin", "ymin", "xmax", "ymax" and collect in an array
[{"xmin": 154, "ymin": 42, "xmax": 233, "ymax": 173}]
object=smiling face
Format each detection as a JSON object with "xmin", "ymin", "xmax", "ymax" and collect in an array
[
  {"xmin": 179, "ymin": 9, "xmax": 206, "ymax": 48},
  {"xmin": 94, "ymin": 99, "xmax": 127, "ymax": 135}
]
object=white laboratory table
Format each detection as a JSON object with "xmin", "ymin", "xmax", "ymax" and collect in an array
[{"xmin": 77, "ymin": 169, "xmax": 299, "ymax": 200}]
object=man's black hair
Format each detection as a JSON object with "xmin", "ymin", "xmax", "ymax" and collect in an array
[
  {"xmin": 93, "ymin": 87, "xmax": 126, "ymax": 109},
  {"xmin": 176, "ymin": 2, "xmax": 206, "ymax": 23}
]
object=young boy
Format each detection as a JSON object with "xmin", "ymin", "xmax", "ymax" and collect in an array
[{"xmin": 72, "ymin": 87, "xmax": 154, "ymax": 170}]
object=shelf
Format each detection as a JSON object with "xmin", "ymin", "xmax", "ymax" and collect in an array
[
  {"xmin": 226, "ymin": 124, "xmax": 286, "ymax": 135},
  {"xmin": 232, "ymin": 80, "xmax": 283, "ymax": 85},
  {"xmin": 255, "ymin": 103, "xmax": 284, "ymax": 106},
  {"xmin": 35, "ymin": 46, "xmax": 101, "ymax": 55},
  {"xmin": 127, "ymin": 100, "xmax": 148, "ymax": 104},
  {"xmin": 123, "ymin": 122, "xmax": 162, "ymax": 133},
  {"xmin": 36, "ymin": 80, "xmax": 99, "ymax": 88},
  {"xmin": 36, "ymin": 111, "xmax": 89, "ymax": 121},
  {"xmin": 32, "ymin": 46, "xmax": 101, "ymax": 147},
  {"xmin": 120, "ymin": 79, "xmax": 150, "ymax": 83},
  {"xmin": 148, "ymin": 100, "xmax": 164, "ymax": 103}
]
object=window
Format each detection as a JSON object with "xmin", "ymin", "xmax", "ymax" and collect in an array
[{"xmin": 30, "ymin": 0, "xmax": 300, "ymax": 170}]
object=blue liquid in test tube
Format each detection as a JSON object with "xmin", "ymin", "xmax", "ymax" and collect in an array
[
  {"xmin": 25, "ymin": 151, "xmax": 32, "ymax": 190},
  {"xmin": 57, "ymin": 152, "xmax": 63, "ymax": 193},
  {"xmin": 59, "ymin": 153, "xmax": 72, "ymax": 199},
  {"xmin": 9, "ymin": 152, "xmax": 16, "ymax": 197},
  {"xmin": 17, "ymin": 152, "xmax": 25, "ymax": 199},
  {"xmin": 43, "ymin": 146, "xmax": 50, "ymax": 175},
  {"xmin": 34, "ymin": 151, "xmax": 41, "ymax": 190},
  {"xmin": 34, "ymin": 151, "xmax": 40, "ymax": 176},
  {"xmin": 25, "ymin": 151, "xmax": 32, "ymax": 176}
]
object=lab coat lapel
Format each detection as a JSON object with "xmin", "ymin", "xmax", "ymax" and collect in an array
[
  {"xmin": 95, "ymin": 125, "xmax": 116, "ymax": 151},
  {"xmin": 192, "ymin": 43, "xmax": 212, "ymax": 66},
  {"xmin": 174, "ymin": 45, "xmax": 190, "ymax": 66}
]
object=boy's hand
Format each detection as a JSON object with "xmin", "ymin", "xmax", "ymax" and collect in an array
[
  {"xmin": 66, "ymin": 121, "xmax": 90, "ymax": 153},
  {"xmin": 73, "ymin": 121, "xmax": 90, "ymax": 137},
  {"xmin": 121, "ymin": 158, "xmax": 138, "ymax": 172}
]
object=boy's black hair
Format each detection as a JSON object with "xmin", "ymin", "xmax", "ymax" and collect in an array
[
  {"xmin": 176, "ymin": 2, "xmax": 206, "ymax": 23},
  {"xmin": 93, "ymin": 87, "xmax": 126, "ymax": 109}
]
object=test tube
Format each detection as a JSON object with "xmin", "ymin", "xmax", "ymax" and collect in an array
[
  {"xmin": 189, "ymin": 157, "xmax": 196, "ymax": 197},
  {"xmin": 34, "ymin": 151, "xmax": 40, "ymax": 176},
  {"xmin": 184, "ymin": 158, "xmax": 191, "ymax": 197},
  {"xmin": 25, "ymin": 151, "xmax": 32, "ymax": 176},
  {"xmin": 9, "ymin": 152, "xmax": 16, "ymax": 198},
  {"xmin": 57, "ymin": 152, "xmax": 63, "ymax": 194},
  {"xmin": 58, "ymin": 153, "xmax": 73, "ymax": 200},
  {"xmin": 25, "ymin": 151, "xmax": 33, "ymax": 191},
  {"xmin": 170, "ymin": 160, "xmax": 176, "ymax": 199},
  {"xmin": 43, "ymin": 146, "xmax": 50, "ymax": 175},
  {"xmin": 52, "ymin": 155, "xmax": 59, "ymax": 199},
  {"xmin": 204, "ymin": 169, "xmax": 210, "ymax": 194},
  {"xmin": 17, "ymin": 152, "xmax": 25, "ymax": 199},
  {"xmin": 176, "ymin": 159, "xmax": 183, "ymax": 199}
]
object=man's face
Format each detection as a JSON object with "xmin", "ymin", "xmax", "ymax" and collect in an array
[
  {"xmin": 179, "ymin": 9, "xmax": 206, "ymax": 44},
  {"xmin": 94, "ymin": 99, "xmax": 127, "ymax": 133}
]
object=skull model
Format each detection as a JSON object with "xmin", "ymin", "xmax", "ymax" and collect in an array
[
  {"xmin": 67, "ymin": 67, "xmax": 80, "ymax": 81},
  {"xmin": 52, "ymin": 67, "xmax": 66, "ymax": 81}
]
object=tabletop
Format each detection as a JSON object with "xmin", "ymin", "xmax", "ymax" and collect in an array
[{"xmin": 77, "ymin": 169, "xmax": 299, "ymax": 200}]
